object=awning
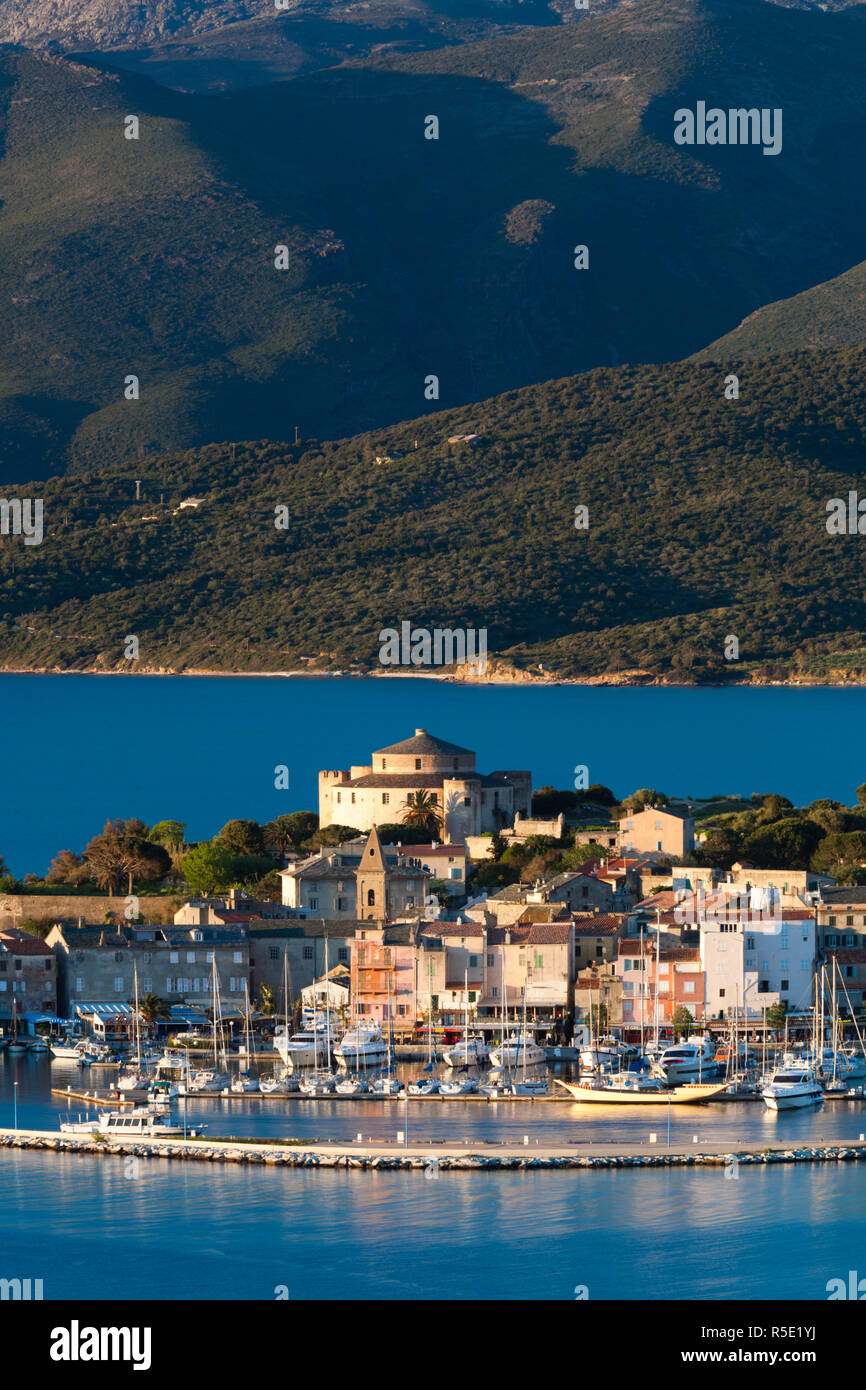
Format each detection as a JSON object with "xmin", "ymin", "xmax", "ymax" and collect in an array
[
  {"xmin": 75, "ymin": 1003, "xmax": 135, "ymax": 1019},
  {"xmin": 20, "ymin": 1012, "xmax": 66, "ymax": 1024}
]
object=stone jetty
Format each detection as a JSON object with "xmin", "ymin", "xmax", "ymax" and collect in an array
[{"xmin": 3, "ymin": 1127, "xmax": 866, "ymax": 1171}]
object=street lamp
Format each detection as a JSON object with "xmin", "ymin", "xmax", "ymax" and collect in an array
[{"xmin": 13, "ymin": 1080, "xmax": 18, "ymax": 1131}]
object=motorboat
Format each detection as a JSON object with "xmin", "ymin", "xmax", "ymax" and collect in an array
[
  {"xmin": 147, "ymin": 1079, "xmax": 179, "ymax": 1107},
  {"xmin": 579, "ymin": 1036, "xmax": 632, "ymax": 1071},
  {"xmin": 60, "ymin": 1109, "xmax": 205, "ymax": 1138},
  {"xmin": 479, "ymin": 1079, "xmax": 511, "ymax": 1098},
  {"xmin": 439, "ymin": 1076, "xmax": 478, "ymax": 1095},
  {"xmin": 442, "ymin": 1034, "xmax": 489, "ymax": 1069},
  {"xmin": 26, "ymin": 1035, "xmax": 51, "ymax": 1054},
  {"xmin": 334, "ymin": 1022, "xmax": 389, "ymax": 1067},
  {"xmin": 117, "ymin": 1067, "xmax": 152, "ymax": 1096},
  {"xmin": 556, "ymin": 1076, "xmax": 729, "ymax": 1104},
  {"xmin": 50, "ymin": 1037, "xmax": 86, "ymax": 1060},
  {"xmin": 408, "ymin": 1077, "xmax": 440, "ymax": 1096},
  {"xmin": 655, "ymin": 1039, "xmax": 721, "ymax": 1084},
  {"xmin": 488, "ymin": 1031, "xmax": 545, "ymax": 1069},
  {"xmin": 274, "ymin": 1021, "xmax": 340, "ymax": 1068},
  {"xmin": 335, "ymin": 1075, "xmax": 370, "ymax": 1096},
  {"xmin": 761, "ymin": 1068, "xmax": 823, "ymax": 1111}
]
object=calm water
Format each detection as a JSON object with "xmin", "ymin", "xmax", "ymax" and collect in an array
[
  {"xmin": 2, "ymin": 674, "xmax": 866, "ymax": 874},
  {"xmin": 2, "ymin": 1058, "xmax": 865, "ymax": 1301}
]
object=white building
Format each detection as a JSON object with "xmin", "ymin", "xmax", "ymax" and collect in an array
[{"xmin": 700, "ymin": 896, "xmax": 816, "ymax": 1020}]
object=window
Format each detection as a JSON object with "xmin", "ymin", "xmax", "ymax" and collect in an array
[
  {"xmin": 469, "ymin": 991, "xmax": 477, "ymax": 1004},
  {"xmin": 746, "ymin": 937, "xmax": 755, "ymax": 951},
  {"xmin": 114, "ymin": 977, "xmax": 124, "ymax": 993},
  {"xmin": 336, "ymin": 898, "xmax": 346, "ymax": 912},
  {"xmin": 303, "ymin": 946, "xmax": 313, "ymax": 961},
  {"xmin": 233, "ymin": 951, "xmax": 243, "ymax": 964},
  {"xmin": 367, "ymin": 890, "xmax": 375, "ymax": 906},
  {"xmin": 801, "ymin": 960, "xmax": 810, "ymax": 971},
  {"xmin": 683, "ymin": 982, "xmax": 695, "ymax": 994},
  {"xmin": 430, "ymin": 793, "xmax": 438, "ymax": 805},
  {"xmin": 719, "ymin": 988, "xmax": 726, "ymax": 998},
  {"xmin": 780, "ymin": 958, "xmax": 788, "ymax": 970},
  {"xmin": 656, "ymin": 841, "xmax": 662, "ymax": 851},
  {"xmin": 848, "ymin": 915, "xmax": 854, "ymax": 927},
  {"xmin": 170, "ymin": 951, "xmax": 179, "ymax": 964},
  {"xmin": 187, "ymin": 951, "xmax": 196, "ymax": 964},
  {"xmin": 269, "ymin": 947, "xmax": 279, "ymax": 961},
  {"xmin": 397, "ymin": 1004, "xmax": 407, "ymax": 1016},
  {"xmin": 45, "ymin": 958, "xmax": 52, "ymax": 970},
  {"xmin": 415, "ymin": 758, "xmax": 421, "ymax": 770},
  {"xmin": 351, "ymin": 792, "xmax": 356, "ymax": 804},
  {"xmin": 845, "ymin": 966, "xmax": 854, "ymax": 979},
  {"xmin": 535, "ymin": 953, "xmax": 544, "ymax": 968},
  {"xmin": 75, "ymin": 977, "xmax": 84, "ymax": 992},
  {"xmin": 487, "ymin": 953, "xmax": 494, "ymax": 966},
  {"xmin": 309, "ymin": 898, "xmax": 319, "ymax": 911},
  {"xmin": 337, "ymin": 792, "xmax": 341, "ymax": 803},
  {"xmin": 827, "ymin": 916, "xmax": 836, "ymax": 927},
  {"xmin": 760, "ymin": 960, "xmax": 769, "ymax": 971},
  {"xmin": 142, "ymin": 977, "xmax": 152, "ymax": 992},
  {"xmin": 338, "ymin": 948, "xmax": 348, "ymax": 963},
  {"xmin": 827, "ymin": 934, "xmax": 839, "ymax": 947},
  {"xmin": 491, "ymin": 986, "xmax": 498, "ymax": 999},
  {"xmin": 463, "ymin": 796, "xmax": 471, "ymax": 807},
  {"xmin": 780, "ymin": 979, "xmax": 789, "ymax": 990},
  {"xmin": 143, "ymin": 952, "xmax": 152, "ymax": 964},
  {"xmin": 382, "ymin": 793, "xmax": 390, "ymax": 805},
  {"xmin": 758, "ymin": 980, "xmax": 769, "ymax": 993},
  {"xmin": 450, "ymin": 867, "xmax": 462, "ymax": 880},
  {"xmin": 845, "ymin": 935, "xmax": 856, "ymax": 947},
  {"xmin": 469, "ymin": 955, "xmax": 478, "ymax": 968},
  {"xmin": 114, "ymin": 951, "xmax": 123, "ymax": 963},
  {"xmin": 596, "ymin": 946, "xmax": 603, "ymax": 958}
]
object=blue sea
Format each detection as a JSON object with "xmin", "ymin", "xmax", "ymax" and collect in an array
[
  {"xmin": 3, "ymin": 1058, "xmax": 866, "ymax": 1301},
  {"xmin": 1, "ymin": 673, "xmax": 865, "ymax": 875}
]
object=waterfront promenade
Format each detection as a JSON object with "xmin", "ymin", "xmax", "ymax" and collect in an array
[{"xmin": 4, "ymin": 1125, "xmax": 866, "ymax": 1170}]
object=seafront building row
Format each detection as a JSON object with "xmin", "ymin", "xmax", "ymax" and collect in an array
[
  {"xmin": 2, "ymin": 851, "xmax": 864, "ymax": 1042},
  {"xmin": 1, "ymin": 727, "xmax": 865, "ymax": 1042}
]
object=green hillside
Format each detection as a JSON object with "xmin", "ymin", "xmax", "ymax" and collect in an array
[
  {"xmin": 3, "ymin": 0, "xmax": 866, "ymax": 478},
  {"xmin": 694, "ymin": 259, "xmax": 866, "ymax": 360},
  {"xmin": 4, "ymin": 347, "xmax": 866, "ymax": 682}
]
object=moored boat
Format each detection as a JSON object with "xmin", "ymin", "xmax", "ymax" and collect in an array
[
  {"xmin": 556, "ymin": 1077, "xmax": 729, "ymax": 1104},
  {"xmin": 761, "ymin": 1067, "xmax": 823, "ymax": 1111}
]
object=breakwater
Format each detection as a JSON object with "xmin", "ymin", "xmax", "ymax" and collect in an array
[{"xmin": 4, "ymin": 1127, "xmax": 866, "ymax": 1171}]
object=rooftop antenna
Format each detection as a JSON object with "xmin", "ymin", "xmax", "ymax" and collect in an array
[{"xmin": 134, "ymin": 480, "xmax": 141, "ymax": 501}]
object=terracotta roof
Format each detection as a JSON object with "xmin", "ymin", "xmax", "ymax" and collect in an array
[
  {"xmin": 419, "ymin": 922, "xmax": 484, "ymax": 939},
  {"xmin": 573, "ymin": 918, "xmax": 621, "ymax": 936},
  {"xmin": 825, "ymin": 949, "xmax": 866, "ymax": 964},
  {"xmin": 0, "ymin": 929, "xmax": 53, "ymax": 956}
]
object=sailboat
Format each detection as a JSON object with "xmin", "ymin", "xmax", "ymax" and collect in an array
[
  {"xmin": 509, "ymin": 987, "xmax": 548, "ymax": 1094},
  {"xmin": 230, "ymin": 984, "xmax": 260, "ymax": 1092},
  {"xmin": 442, "ymin": 966, "xmax": 488, "ymax": 1069},
  {"xmin": 372, "ymin": 962, "xmax": 403, "ymax": 1095},
  {"xmin": 117, "ymin": 964, "xmax": 152, "ymax": 1095},
  {"xmin": 480, "ymin": 949, "xmax": 512, "ymax": 1096},
  {"xmin": 6, "ymin": 999, "xmax": 29, "ymax": 1054},
  {"xmin": 261, "ymin": 952, "xmax": 301, "ymax": 1092},
  {"xmin": 187, "ymin": 958, "xmax": 231, "ymax": 1092}
]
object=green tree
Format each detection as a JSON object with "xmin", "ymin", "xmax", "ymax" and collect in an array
[
  {"xmin": 766, "ymin": 1001, "xmax": 788, "ymax": 1034},
  {"xmin": 742, "ymin": 817, "xmax": 823, "ymax": 869},
  {"xmin": 671, "ymin": 1006, "xmax": 694, "ymax": 1035},
  {"xmin": 46, "ymin": 849, "xmax": 88, "ymax": 884},
  {"xmin": 258, "ymin": 984, "xmax": 276, "ymax": 1016},
  {"xmin": 216, "ymin": 819, "xmax": 265, "ymax": 856},
  {"xmin": 182, "ymin": 841, "xmax": 235, "ymax": 894},
  {"xmin": 302, "ymin": 824, "xmax": 363, "ymax": 850},
  {"xmin": 263, "ymin": 813, "xmax": 316, "ymax": 856},
  {"xmin": 811, "ymin": 831, "xmax": 866, "ymax": 884},
  {"xmin": 137, "ymin": 993, "xmax": 170, "ymax": 1027},
  {"xmin": 149, "ymin": 820, "xmax": 187, "ymax": 870}
]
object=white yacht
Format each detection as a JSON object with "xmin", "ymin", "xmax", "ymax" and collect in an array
[
  {"xmin": 579, "ymin": 1036, "xmax": 631, "ymax": 1071},
  {"xmin": 50, "ymin": 1037, "xmax": 86, "ymax": 1060},
  {"xmin": 334, "ymin": 1022, "xmax": 389, "ymax": 1067},
  {"xmin": 335, "ymin": 1075, "xmax": 370, "ymax": 1096},
  {"xmin": 442, "ymin": 1034, "xmax": 489, "ymax": 1068},
  {"xmin": 762, "ymin": 1067, "xmax": 824, "ymax": 1111},
  {"xmin": 489, "ymin": 1031, "xmax": 545, "ymax": 1069},
  {"xmin": 370, "ymin": 1075, "xmax": 404, "ymax": 1096},
  {"xmin": 229, "ymin": 1073, "xmax": 260, "ymax": 1094},
  {"xmin": 274, "ymin": 1020, "xmax": 339, "ymax": 1068},
  {"xmin": 655, "ymin": 1038, "xmax": 720, "ymax": 1084},
  {"xmin": 408, "ymin": 1076, "xmax": 440, "ymax": 1095},
  {"xmin": 299, "ymin": 1071, "xmax": 336, "ymax": 1096}
]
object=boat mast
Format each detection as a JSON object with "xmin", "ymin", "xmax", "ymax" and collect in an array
[{"xmin": 211, "ymin": 954, "xmax": 219, "ymax": 1072}]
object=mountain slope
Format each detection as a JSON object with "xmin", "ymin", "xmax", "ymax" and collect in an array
[
  {"xmin": 4, "ymin": 347, "xmax": 866, "ymax": 683},
  {"xmin": 3, "ymin": 0, "xmax": 866, "ymax": 477},
  {"xmin": 694, "ymin": 259, "xmax": 866, "ymax": 360}
]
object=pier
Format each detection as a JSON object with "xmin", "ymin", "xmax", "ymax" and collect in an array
[{"xmin": 5, "ymin": 1126, "xmax": 866, "ymax": 1171}]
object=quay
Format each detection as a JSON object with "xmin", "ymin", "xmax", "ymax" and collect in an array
[{"xmin": 5, "ymin": 1126, "xmax": 866, "ymax": 1171}]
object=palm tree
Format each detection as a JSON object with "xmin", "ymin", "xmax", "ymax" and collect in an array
[
  {"xmin": 137, "ymin": 993, "xmax": 171, "ymax": 1034},
  {"xmin": 401, "ymin": 790, "xmax": 443, "ymax": 836}
]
